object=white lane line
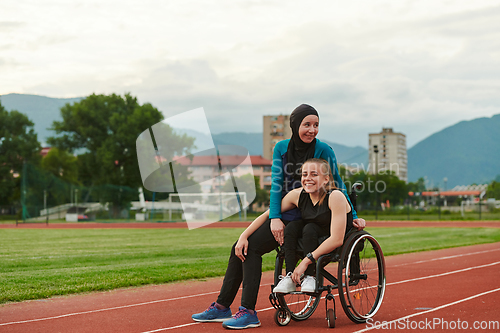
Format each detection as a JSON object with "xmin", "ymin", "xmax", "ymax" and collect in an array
[
  {"xmin": 352, "ymin": 287, "xmax": 500, "ymax": 332},
  {"xmin": 138, "ymin": 261, "xmax": 500, "ymax": 332},
  {"xmin": 141, "ymin": 261, "xmax": 500, "ymax": 333},
  {"xmin": 391, "ymin": 248, "xmax": 500, "ymax": 267},
  {"xmin": 0, "ymin": 290, "xmax": 219, "ymax": 326},
  {"xmin": 142, "ymin": 323, "xmax": 200, "ymax": 332},
  {"xmin": 0, "ymin": 283, "xmax": 271, "ymax": 327},
  {"xmin": 387, "ymin": 261, "xmax": 500, "ymax": 286},
  {"xmin": 1, "ymin": 249, "xmax": 499, "ymax": 328}
]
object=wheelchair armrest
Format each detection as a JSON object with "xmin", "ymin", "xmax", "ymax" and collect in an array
[
  {"xmin": 287, "ymin": 227, "xmax": 357, "ymax": 262},
  {"xmin": 317, "ymin": 228, "xmax": 357, "ymax": 263}
]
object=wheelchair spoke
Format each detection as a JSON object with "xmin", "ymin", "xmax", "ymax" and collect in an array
[{"xmin": 338, "ymin": 232, "xmax": 386, "ymax": 323}]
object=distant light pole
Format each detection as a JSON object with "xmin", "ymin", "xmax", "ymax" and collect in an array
[
  {"xmin": 44, "ymin": 190, "xmax": 47, "ymax": 215},
  {"xmin": 443, "ymin": 177, "xmax": 448, "ymax": 207},
  {"xmin": 44, "ymin": 190, "xmax": 48, "ymax": 225},
  {"xmin": 373, "ymin": 145, "xmax": 379, "ymax": 220},
  {"xmin": 437, "ymin": 189, "xmax": 441, "ymax": 220}
]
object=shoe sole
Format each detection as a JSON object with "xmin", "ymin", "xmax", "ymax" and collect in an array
[
  {"xmin": 300, "ymin": 288, "xmax": 316, "ymax": 293},
  {"xmin": 222, "ymin": 322, "xmax": 261, "ymax": 329},
  {"xmin": 192, "ymin": 317, "xmax": 232, "ymax": 323},
  {"xmin": 272, "ymin": 288, "xmax": 296, "ymax": 293}
]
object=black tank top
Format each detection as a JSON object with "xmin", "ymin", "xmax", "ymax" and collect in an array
[{"xmin": 298, "ymin": 189, "xmax": 354, "ymax": 237}]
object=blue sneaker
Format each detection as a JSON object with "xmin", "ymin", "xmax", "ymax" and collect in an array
[
  {"xmin": 192, "ymin": 302, "xmax": 232, "ymax": 322},
  {"xmin": 222, "ymin": 306, "xmax": 261, "ymax": 329}
]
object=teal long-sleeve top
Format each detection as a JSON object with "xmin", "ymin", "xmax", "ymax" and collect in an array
[{"xmin": 269, "ymin": 139, "xmax": 358, "ymax": 220}]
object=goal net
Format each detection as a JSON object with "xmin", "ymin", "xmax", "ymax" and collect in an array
[{"xmin": 137, "ymin": 192, "xmax": 249, "ymax": 229}]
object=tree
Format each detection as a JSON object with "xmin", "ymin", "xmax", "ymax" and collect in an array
[
  {"xmin": 41, "ymin": 148, "xmax": 79, "ymax": 185},
  {"xmin": 0, "ymin": 101, "xmax": 41, "ymax": 205},
  {"xmin": 345, "ymin": 170, "xmax": 373, "ymax": 210},
  {"xmin": 47, "ymin": 93, "xmax": 195, "ymax": 214},
  {"xmin": 346, "ymin": 170, "xmax": 409, "ymax": 210},
  {"xmin": 486, "ymin": 180, "xmax": 500, "ymax": 200},
  {"xmin": 407, "ymin": 177, "xmax": 426, "ymax": 193},
  {"xmin": 377, "ymin": 171, "xmax": 408, "ymax": 206}
]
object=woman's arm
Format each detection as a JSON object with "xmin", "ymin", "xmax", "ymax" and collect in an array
[
  {"xmin": 271, "ymin": 187, "xmax": 301, "ymax": 245},
  {"xmin": 269, "ymin": 140, "xmax": 288, "ymax": 244},
  {"xmin": 269, "ymin": 140, "xmax": 287, "ymax": 219},
  {"xmin": 291, "ymin": 191, "xmax": 348, "ymax": 282},
  {"xmin": 235, "ymin": 188, "xmax": 301, "ymax": 261},
  {"xmin": 310, "ymin": 191, "xmax": 348, "ymax": 257},
  {"xmin": 280, "ymin": 188, "xmax": 301, "ymax": 213},
  {"xmin": 234, "ymin": 209, "xmax": 270, "ymax": 262},
  {"xmin": 319, "ymin": 142, "xmax": 359, "ymax": 220}
]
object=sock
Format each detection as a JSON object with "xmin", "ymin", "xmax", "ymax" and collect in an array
[{"xmin": 214, "ymin": 302, "xmax": 227, "ymax": 310}]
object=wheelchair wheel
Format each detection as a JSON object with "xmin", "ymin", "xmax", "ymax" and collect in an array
[
  {"xmin": 326, "ymin": 308, "xmax": 335, "ymax": 328},
  {"xmin": 274, "ymin": 309, "xmax": 291, "ymax": 326},
  {"xmin": 274, "ymin": 254, "xmax": 321, "ymax": 321},
  {"xmin": 338, "ymin": 231, "xmax": 386, "ymax": 323}
]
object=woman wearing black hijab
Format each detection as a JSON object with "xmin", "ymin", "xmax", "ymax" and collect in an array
[
  {"xmin": 269, "ymin": 104, "xmax": 360, "ymax": 246},
  {"xmin": 192, "ymin": 104, "xmax": 364, "ymax": 329}
]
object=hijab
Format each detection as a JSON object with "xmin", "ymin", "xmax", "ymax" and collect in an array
[{"xmin": 286, "ymin": 104, "xmax": 319, "ymax": 181}]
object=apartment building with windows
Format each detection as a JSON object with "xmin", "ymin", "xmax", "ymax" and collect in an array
[
  {"xmin": 176, "ymin": 155, "xmax": 272, "ymax": 193},
  {"xmin": 368, "ymin": 128, "xmax": 408, "ymax": 182},
  {"xmin": 263, "ymin": 115, "xmax": 292, "ymax": 160}
]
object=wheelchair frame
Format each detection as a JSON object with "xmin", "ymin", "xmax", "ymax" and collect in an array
[{"xmin": 268, "ymin": 184, "xmax": 386, "ymax": 328}]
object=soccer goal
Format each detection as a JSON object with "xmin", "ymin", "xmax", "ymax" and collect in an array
[{"xmin": 144, "ymin": 192, "xmax": 248, "ymax": 227}]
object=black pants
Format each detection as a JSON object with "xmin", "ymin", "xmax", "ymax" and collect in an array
[
  {"xmin": 216, "ymin": 218, "xmax": 289, "ymax": 310},
  {"xmin": 284, "ymin": 221, "xmax": 330, "ymax": 276}
]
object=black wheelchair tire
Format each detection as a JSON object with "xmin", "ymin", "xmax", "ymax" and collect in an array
[
  {"xmin": 326, "ymin": 308, "xmax": 335, "ymax": 328},
  {"xmin": 274, "ymin": 309, "xmax": 291, "ymax": 326},
  {"xmin": 338, "ymin": 231, "xmax": 386, "ymax": 323}
]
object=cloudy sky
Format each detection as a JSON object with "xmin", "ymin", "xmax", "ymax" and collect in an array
[{"xmin": 2, "ymin": 0, "xmax": 499, "ymax": 148}]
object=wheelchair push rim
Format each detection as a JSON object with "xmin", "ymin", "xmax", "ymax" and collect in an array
[
  {"xmin": 273, "ymin": 253, "xmax": 321, "ymax": 321},
  {"xmin": 277, "ymin": 292, "xmax": 321, "ymax": 321},
  {"xmin": 338, "ymin": 232, "xmax": 386, "ymax": 323}
]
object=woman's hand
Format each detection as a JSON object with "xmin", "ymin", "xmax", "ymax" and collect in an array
[
  {"xmin": 270, "ymin": 218, "xmax": 285, "ymax": 245},
  {"xmin": 291, "ymin": 258, "xmax": 310, "ymax": 283},
  {"xmin": 235, "ymin": 237, "xmax": 249, "ymax": 262},
  {"xmin": 353, "ymin": 218, "xmax": 366, "ymax": 231}
]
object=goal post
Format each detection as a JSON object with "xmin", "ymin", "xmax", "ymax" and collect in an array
[{"xmin": 147, "ymin": 192, "xmax": 248, "ymax": 228}]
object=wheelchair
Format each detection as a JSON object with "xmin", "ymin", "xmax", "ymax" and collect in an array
[{"xmin": 268, "ymin": 184, "xmax": 386, "ymax": 328}]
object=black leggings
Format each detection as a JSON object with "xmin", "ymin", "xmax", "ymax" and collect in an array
[
  {"xmin": 216, "ymin": 218, "xmax": 290, "ymax": 310},
  {"xmin": 284, "ymin": 221, "xmax": 330, "ymax": 276}
]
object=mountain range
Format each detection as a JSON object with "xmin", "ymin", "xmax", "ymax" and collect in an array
[
  {"xmin": 1, "ymin": 93, "xmax": 498, "ymax": 188},
  {"xmin": 0, "ymin": 93, "xmax": 82, "ymax": 145},
  {"xmin": 407, "ymin": 114, "xmax": 500, "ymax": 189}
]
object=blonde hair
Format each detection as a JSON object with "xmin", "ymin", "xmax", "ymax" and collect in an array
[{"xmin": 301, "ymin": 158, "xmax": 338, "ymax": 206}]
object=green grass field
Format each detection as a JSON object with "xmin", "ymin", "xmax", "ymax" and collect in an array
[
  {"xmin": 1, "ymin": 227, "xmax": 500, "ymax": 304},
  {"xmin": 2, "ymin": 209, "xmax": 499, "ymax": 224}
]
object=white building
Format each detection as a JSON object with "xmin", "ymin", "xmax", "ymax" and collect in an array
[
  {"xmin": 176, "ymin": 155, "xmax": 272, "ymax": 193},
  {"xmin": 263, "ymin": 115, "xmax": 292, "ymax": 160},
  {"xmin": 368, "ymin": 128, "xmax": 408, "ymax": 182}
]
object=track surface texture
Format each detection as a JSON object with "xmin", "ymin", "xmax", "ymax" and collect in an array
[{"xmin": 1, "ymin": 239, "xmax": 499, "ymax": 332}]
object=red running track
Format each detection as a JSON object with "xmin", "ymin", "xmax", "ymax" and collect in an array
[{"xmin": 1, "ymin": 242, "xmax": 499, "ymax": 332}]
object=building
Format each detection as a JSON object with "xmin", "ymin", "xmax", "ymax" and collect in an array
[
  {"xmin": 368, "ymin": 128, "xmax": 407, "ymax": 182},
  {"xmin": 263, "ymin": 115, "xmax": 292, "ymax": 160},
  {"xmin": 175, "ymin": 155, "xmax": 272, "ymax": 193},
  {"xmin": 40, "ymin": 147, "xmax": 52, "ymax": 157}
]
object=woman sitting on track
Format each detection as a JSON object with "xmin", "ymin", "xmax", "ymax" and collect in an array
[
  {"xmin": 192, "ymin": 104, "xmax": 364, "ymax": 329},
  {"xmin": 273, "ymin": 158, "xmax": 353, "ymax": 293}
]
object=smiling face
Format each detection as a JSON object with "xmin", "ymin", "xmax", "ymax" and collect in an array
[
  {"xmin": 301, "ymin": 161, "xmax": 330, "ymax": 193},
  {"xmin": 298, "ymin": 115, "xmax": 319, "ymax": 144}
]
